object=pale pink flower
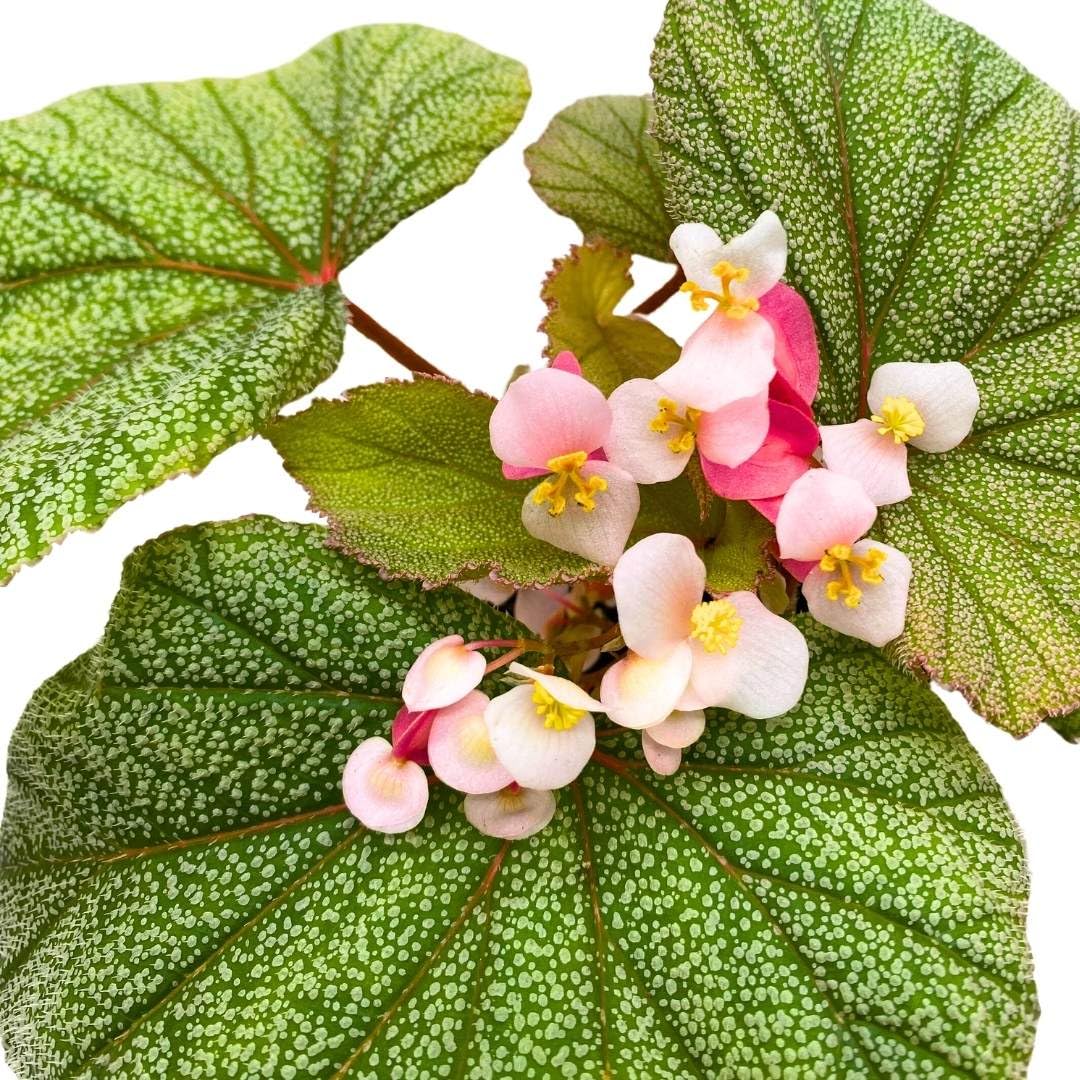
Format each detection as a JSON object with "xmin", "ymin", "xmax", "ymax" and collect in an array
[
  {"xmin": 639, "ymin": 709, "xmax": 706, "ymax": 777},
  {"xmin": 427, "ymin": 691, "xmax": 513, "ymax": 794},
  {"xmin": 458, "ymin": 575, "xmax": 515, "ymax": 606},
  {"xmin": 464, "ymin": 785, "xmax": 556, "ymax": 839},
  {"xmin": 401, "ymin": 634, "xmax": 486, "ymax": 712},
  {"xmin": 775, "ymin": 470, "xmax": 912, "ymax": 646},
  {"xmin": 342, "ymin": 736, "xmax": 428, "ymax": 834},
  {"xmin": 820, "ymin": 362, "xmax": 980, "ymax": 506},
  {"xmin": 602, "ymin": 533, "xmax": 809, "ymax": 727},
  {"xmin": 642, "ymin": 731, "xmax": 682, "ymax": 776},
  {"xmin": 489, "ymin": 356, "xmax": 639, "ymax": 566}
]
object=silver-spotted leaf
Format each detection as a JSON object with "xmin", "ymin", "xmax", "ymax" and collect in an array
[
  {"xmin": 525, "ymin": 95, "xmax": 675, "ymax": 261},
  {"xmin": 0, "ymin": 25, "xmax": 530, "ymax": 581},
  {"xmin": 652, "ymin": 0, "xmax": 1080, "ymax": 733},
  {"xmin": 0, "ymin": 517, "xmax": 1035, "ymax": 1077}
]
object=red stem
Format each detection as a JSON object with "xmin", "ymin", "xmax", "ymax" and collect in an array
[{"xmin": 344, "ymin": 299, "xmax": 447, "ymax": 378}]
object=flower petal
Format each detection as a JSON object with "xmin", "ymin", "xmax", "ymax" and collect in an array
[
  {"xmin": 502, "ymin": 462, "xmax": 549, "ymax": 481},
  {"xmin": 670, "ymin": 211, "xmax": 786, "ymax": 301},
  {"xmin": 868, "ymin": 361, "xmax": 979, "ymax": 453},
  {"xmin": 696, "ymin": 389, "xmax": 770, "ymax": 468},
  {"xmin": 759, "ymin": 283, "xmax": 820, "ymax": 404},
  {"xmin": 428, "ymin": 691, "xmax": 512, "ymax": 795},
  {"xmin": 513, "ymin": 587, "xmax": 569, "ymax": 638},
  {"xmin": 521, "ymin": 460, "xmax": 639, "ymax": 567},
  {"xmin": 646, "ymin": 709, "xmax": 706, "ymax": 749},
  {"xmin": 508, "ymin": 663, "xmax": 604, "ymax": 711},
  {"xmin": 803, "ymin": 539, "xmax": 911, "ymax": 647},
  {"xmin": 464, "ymin": 787, "xmax": 556, "ymax": 840},
  {"xmin": 642, "ymin": 731, "xmax": 682, "ymax": 776},
  {"xmin": 820, "ymin": 419, "xmax": 911, "ymax": 506},
  {"xmin": 599, "ymin": 643, "xmax": 694, "ymax": 730},
  {"xmin": 774, "ymin": 470, "xmax": 877, "ymax": 561},
  {"xmin": 605, "ymin": 379, "xmax": 693, "ymax": 484},
  {"xmin": 458, "ymin": 575, "xmax": 515, "ymax": 606},
  {"xmin": 490, "ymin": 366, "xmax": 610, "ymax": 467},
  {"xmin": 688, "ymin": 592, "xmax": 809, "ymax": 718},
  {"xmin": 342, "ymin": 737, "xmax": 429, "ymax": 834},
  {"xmin": 485, "ymin": 685, "xmax": 596, "ymax": 789},
  {"xmin": 658, "ymin": 310, "xmax": 776, "ymax": 412},
  {"xmin": 391, "ymin": 706, "xmax": 436, "ymax": 766},
  {"xmin": 550, "ymin": 350, "xmax": 582, "ymax": 376},
  {"xmin": 612, "ymin": 532, "xmax": 704, "ymax": 659},
  {"xmin": 401, "ymin": 635, "xmax": 486, "ymax": 712}
]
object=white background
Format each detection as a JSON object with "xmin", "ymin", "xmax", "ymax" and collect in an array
[{"xmin": 0, "ymin": 1, "xmax": 1075, "ymax": 1076}]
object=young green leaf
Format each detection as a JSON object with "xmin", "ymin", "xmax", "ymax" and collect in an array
[
  {"xmin": 0, "ymin": 517, "xmax": 1035, "ymax": 1077},
  {"xmin": 653, "ymin": 0, "xmax": 1080, "ymax": 733},
  {"xmin": 268, "ymin": 376, "xmax": 704, "ymax": 587},
  {"xmin": 542, "ymin": 241, "xmax": 680, "ymax": 394},
  {"xmin": 0, "ymin": 25, "xmax": 530, "ymax": 582},
  {"xmin": 703, "ymin": 499, "xmax": 777, "ymax": 595},
  {"xmin": 525, "ymin": 94, "xmax": 675, "ymax": 261}
]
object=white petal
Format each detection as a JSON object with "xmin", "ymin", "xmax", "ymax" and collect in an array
[
  {"xmin": 820, "ymin": 420, "xmax": 911, "ymax": 506},
  {"xmin": 485, "ymin": 685, "xmax": 596, "ymax": 789},
  {"xmin": 646, "ymin": 709, "xmax": 706, "ymax": 749},
  {"xmin": 868, "ymin": 361, "xmax": 980, "ymax": 453},
  {"xmin": 428, "ymin": 692, "xmax": 512, "ymax": 794},
  {"xmin": 599, "ymin": 644, "xmax": 694, "ymax": 730},
  {"xmin": 670, "ymin": 221, "xmax": 726, "ymax": 286},
  {"xmin": 464, "ymin": 787, "xmax": 556, "ymax": 839},
  {"xmin": 521, "ymin": 461, "xmax": 639, "ymax": 567},
  {"xmin": 342, "ymin": 737, "xmax": 429, "ymax": 834},
  {"xmin": 458, "ymin": 576, "xmax": 515, "ymax": 606},
  {"xmin": 402, "ymin": 635, "xmax": 486, "ymax": 712},
  {"xmin": 688, "ymin": 592, "xmax": 809, "ymax": 718},
  {"xmin": 642, "ymin": 731, "xmax": 682, "ymax": 776},
  {"xmin": 670, "ymin": 211, "xmax": 786, "ymax": 300},
  {"xmin": 612, "ymin": 533, "xmax": 704, "ymax": 659},
  {"xmin": 803, "ymin": 539, "xmax": 911, "ymax": 647},
  {"xmin": 605, "ymin": 379, "xmax": 692, "ymax": 484},
  {"xmin": 508, "ymin": 663, "xmax": 603, "ymax": 711}
]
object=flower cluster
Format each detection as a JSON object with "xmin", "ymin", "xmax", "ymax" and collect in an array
[{"xmin": 341, "ymin": 212, "xmax": 979, "ymax": 842}]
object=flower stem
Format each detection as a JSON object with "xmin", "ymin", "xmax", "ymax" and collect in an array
[
  {"xmin": 632, "ymin": 266, "xmax": 685, "ymax": 315},
  {"xmin": 485, "ymin": 647, "xmax": 526, "ymax": 674},
  {"xmin": 344, "ymin": 298, "xmax": 447, "ymax": 378}
]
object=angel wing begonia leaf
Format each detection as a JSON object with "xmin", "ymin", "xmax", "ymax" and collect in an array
[
  {"xmin": 0, "ymin": 517, "xmax": 1035, "ymax": 1077},
  {"xmin": 652, "ymin": 0, "xmax": 1080, "ymax": 733},
  {"xmin": 0, "ymin": 25, "xmax": 530, "ymax": 581},
  {"xmin": 525, "ymin": 95, "xmax": 675, "ymax": 262}
]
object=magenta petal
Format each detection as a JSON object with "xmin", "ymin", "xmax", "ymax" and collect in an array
[
  {"xmin": 758, "ymin": 283, "xmax": 820, "ymax": 405},
  {"xmin": 550, "ymin": 351, "xmax": 583, "ymax": 376},
  {"xmin": 782, "ymin": 558, "xmax": 818, "ymax": 583},
  {"xmin": 503, "ymin": 462, "xmax": 548, "ymax": 481},
  {"xmin": 391, "ymin": 706, "xmax": 436, "ymax": 766}
]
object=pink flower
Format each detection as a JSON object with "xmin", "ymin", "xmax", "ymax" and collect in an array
[
  {"xmin": 775, "ymin": 470, "xmax": 912, "ymax": 647},
  {"xmin": 601, "ymin": 533, "xmax": 809, "ymax": 728},
  {"xmin": 342, "ymin": 736, "xmax": 428, "ymax": 834},
  {"xmin": 464, "ymin": 785, "xmax": 556, "ymax": 839},
  {"xmin": 820, "ymin": 361, "xmax": 980, "ymax": 506},
  {"xmin": 489, "ymin": 355, "xmax": 639, "ymax": 566},
  {"xmin": 427, "ymin": 691, "xmax": 513, "ymax": 794},
  {"xmin": 401, "ymin": 634, "xmax": 486, "ymax": 712},
  {"xmin": 639, "ymin": 709, "xmax": 706, "ymax": 777}
]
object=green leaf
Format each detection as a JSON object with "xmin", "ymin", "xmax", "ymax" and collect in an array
[
  {"xmin": 269, "ymin": 376, "xmax": 705, "ymax": 587},
  {"xmin": 652, "ymin": 0, "xmax": 1080, "ymax": 733},
  {"xmin": 703, "ymin": 499, "xmax": 777, "ymax": 594},
  {"xmin": 542, "ymin": 241, "xmax": 680, "ymax": 394},
  {"xmin": 1047, "ymin": 707, "xmax": 1080, "ymax": 742},
  {"xmin": 0, "ymin": 25, "xmax": 530, "ymax": 582},
  {"xmin": 525, "ymin": 95, "xmax": 675, "ymax": 261},
  {"xmin": 0, "ymin": 517, "xmax": 1035, "ymax": 1077}
]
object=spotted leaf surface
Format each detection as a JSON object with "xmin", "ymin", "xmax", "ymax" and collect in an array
[
  {"xmin": 652, "ymin": 0, "xmax": 1080, "ymax": 732},
  {"xmin": 0, "ymin": 25, "xmax": 530, "ymax": 581},
  {"xmin": 526, "ymin": 95, "xmax": 676, "ymax": 261},
  {"xmin": 0, "ymin": 518, "xmax": 1034, "ymax": 1076},
  {"xmin": 268, "ymin": 376, "xmax": 705, "ymax": 588}
]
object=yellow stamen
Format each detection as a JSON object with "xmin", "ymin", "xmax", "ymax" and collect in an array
[
  {"xmin": 531, "ymin": 450, "xmax": 608, "ymax": 516},
  {"xmin": 650, "ymin": 397, "xmax": 703, "ymax": 454},
  {"xmin": 871, "ymin": 396, "xmax": 925, "ymax": 444},
  {"xmin": 688, "ymin": 599, "xmax": 743, "ymax": 654},
  {"xmin": 680, "ymin": 260, "xmax": 759, "ymax": 318},
  {"xmin": 532, "ymin": 682, "xmax": 586, "ymax": 731},
  {"xmin": 819, "ymin": 544, "xmax": 887, "ymax": 608}
]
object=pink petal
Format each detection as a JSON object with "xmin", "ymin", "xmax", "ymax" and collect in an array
[
  {"xmin": 867, "ymin": 361, "xmax": 979, "ymax": 453},
  {"xmin": 696, "ymin": 389, "xmax": 770, "ymax": 468},
  {"xmin": 513, "ymin": 587, "xmax": 570, "ymax": 639},
  {"xmin": 401, "ymin": 635, "xmax": 486, "ymax": 712},
  {"xmin": 774, "ymin": 470, "xmax": 878, "ymax": 562},
  {"xmin": 391, "ymin": 706, "xmax": 436, "ymax": 766},
  {"xmin": 758, "ymin": 284, "xmax": 820, "ymax": 404},
  {"xmin": 642, "ymin": 731, "xmax": 682, "ymax": 776},
  {"xmin": 458, "ymin": 575, "xmax": 516, "ymax": 606},
  {"xmin": 490, "ymin": 366, "xmax": 610, "ymax": 467},
  {"xmin": 803, "ymin": 539, "xmax": 911, "ymax": 647},
  {"xmin": 604, "ymin": 379, "xmax": 693, "ymax": 484},
  {"xmin": 485, "ymin": 685, "xmax": 595, "ymax": 790},
  {"xmin": 521, "ymin": 460, "xmax": 639, "ymax": 567},
  {"xmin": 508, "ymin": 662, "xmax": 604, "ymax": 712},
  {"xmin": 749, "ymin": 495, "xmax": 783, "ymax": 523},
  {"xmin": 502, "ymin": 462, "xmax": 548, "ymax": 481},
  {"xmin": 687, "ymin": 592, "xmax": 809, "ymax": 718},
  {"xmin": 820, "ymin": 419, "xmax": 911, "ymax": 506},
  {"xmin": 646, "ymin": 709, "xmax": 706, "ymax": 749},
  {"xmin": 428, "ymin": 691, "xmax": 512, "ymax": 795},
  {"xmin": 599, "ymin": 643, "xmax": 694, "ymax": 730},
  {"xmin": 612, "ymin": 533, "xmax": 704, "ymax": 660},
  {"xmin": 658, "ymin": 310, "xmax": 776, "ymax": 412},
  {"xmin": 550, "ymin": 351, "xmax": 583, "ymax": 376},
  {"xmin": 342, "ymin": 737, "xmax": 429, "ymax": 834},
  {"xmin": 464, "ymin": 787, "xmax": 556, "ymax": 839},
  {"xmin": 782, "ymin": 558, "xmax": 817, "ymax": 583}
]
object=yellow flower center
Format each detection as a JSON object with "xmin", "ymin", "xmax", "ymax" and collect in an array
[
  {"xmin": 871, "ymin": 396, "xmax": 925, "ymax": 444},
  {"xmin": 650, "ymin": 398, "xmax": 702, "ymax": 454},
  {"xmin": 819, "ymin": 544, "xmax": 887, "ymax": 608},
  {"xmin": 532, "ymin": 682, "xmax": 586, "ymax": 731},
  {"xmin": 680, "ymin": 260, "xmax": 760, "ymax": 318},
  {"xmin": 689, "ymin": 599, "xmax": 743, "ymax": 654},
  {"xmin": 531, "ymin": 450, "xmax": 608, "ymax": 516}
]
